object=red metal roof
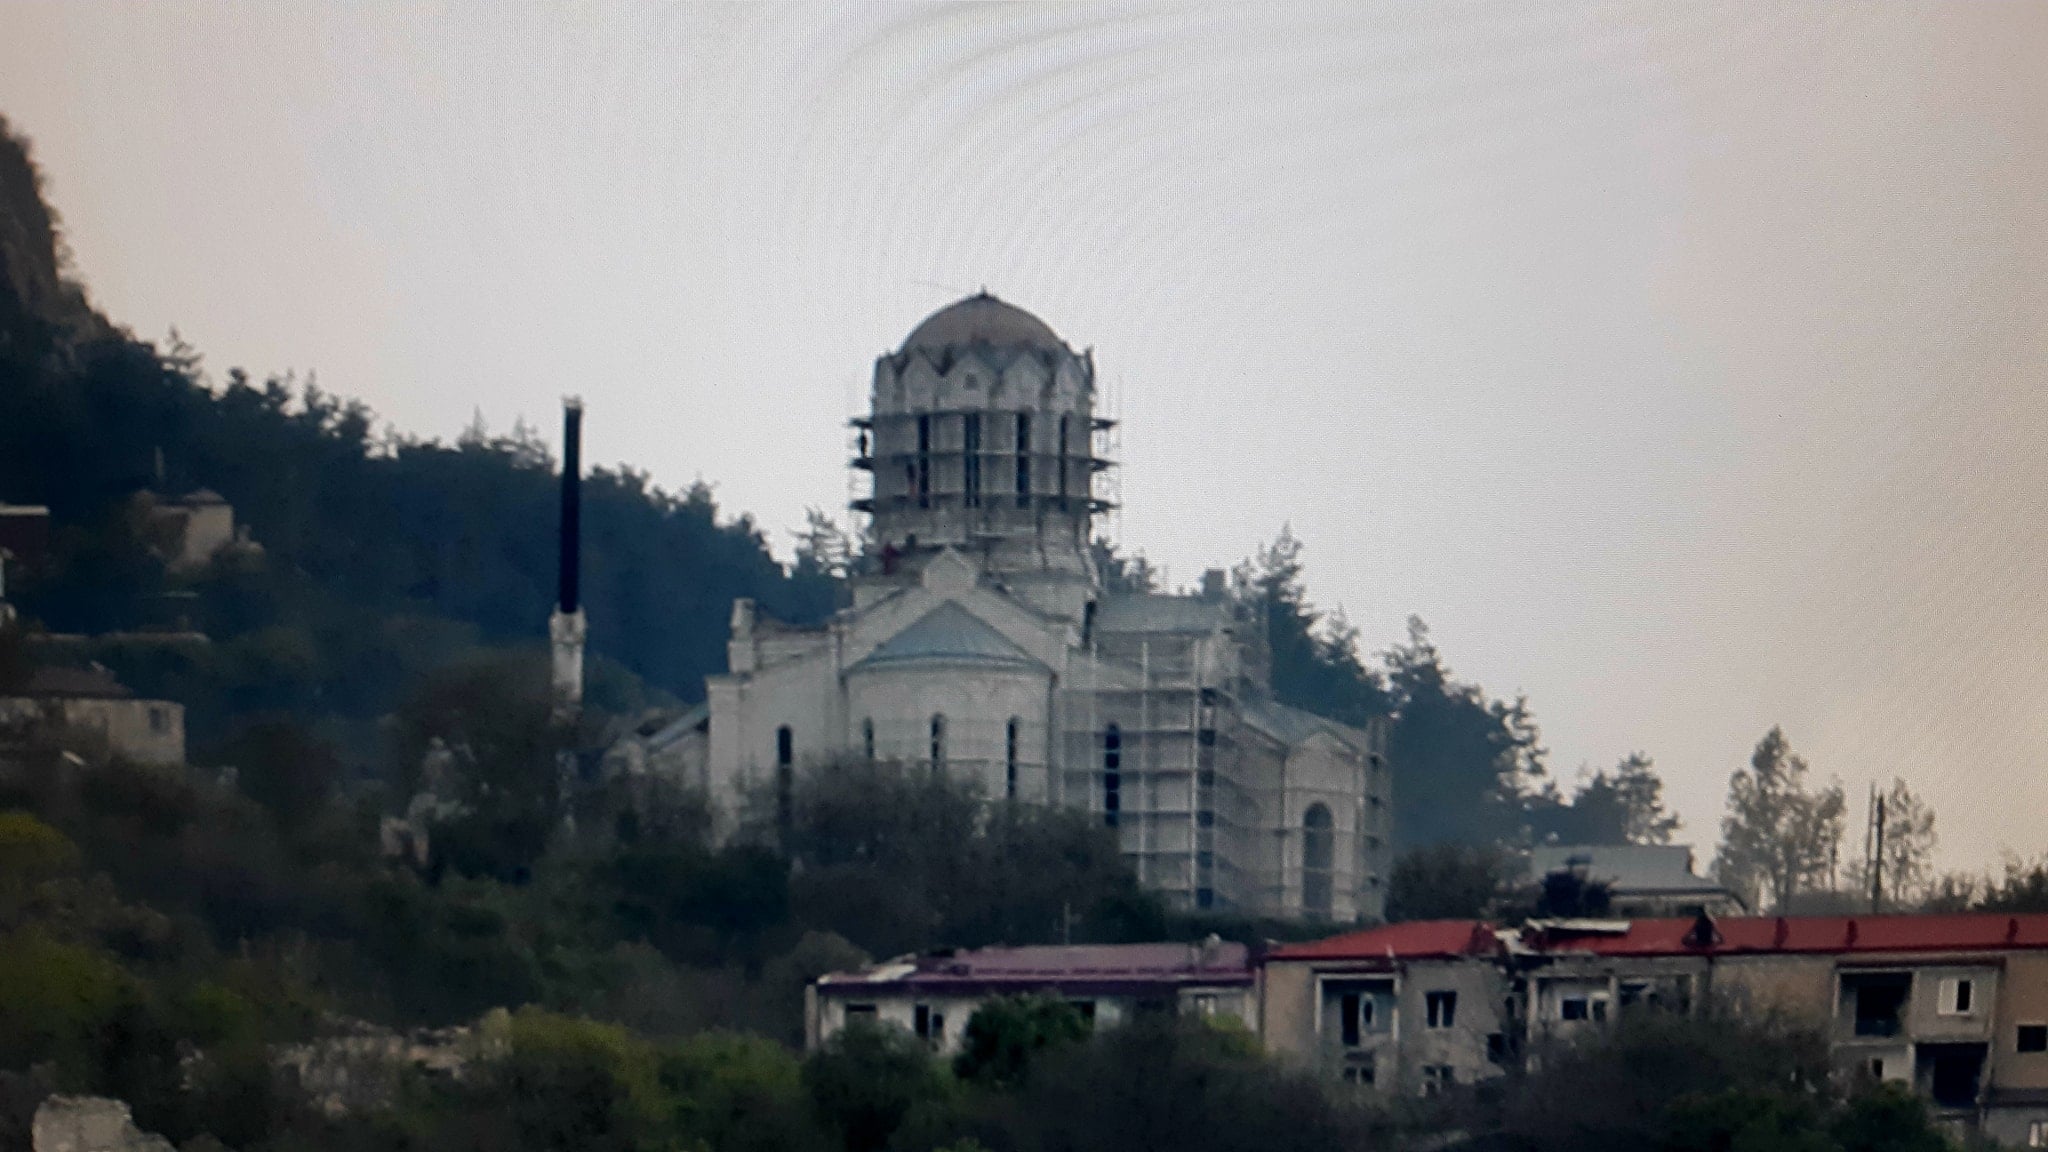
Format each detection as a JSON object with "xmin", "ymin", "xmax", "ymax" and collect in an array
[
  {"xmin": 1529, "ymin": 913, "xmax": 2048, "ymax": 957},
  {"xmin": 1264, "ymin": 920, "xmax": 1498, "ymax": 963}
]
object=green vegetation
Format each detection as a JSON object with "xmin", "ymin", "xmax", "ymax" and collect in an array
[{"xmin": 1447, "ymin": 1010, "xmax": 1957, "ymax": 1152}]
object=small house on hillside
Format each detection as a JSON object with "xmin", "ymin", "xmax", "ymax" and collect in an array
[{"xmin": 0, "ymin": 664, "xmax": 185, "ymax": 765}]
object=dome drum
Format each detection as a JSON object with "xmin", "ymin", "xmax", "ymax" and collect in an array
[{"xmin": 853, "ymin": 294, "xmax": 1114, "ymax": 572}]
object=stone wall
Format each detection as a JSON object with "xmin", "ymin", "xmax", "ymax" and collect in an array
[{"xmin": 31, "ymin": 1097, "xmax": 173, "ymax": 1152}]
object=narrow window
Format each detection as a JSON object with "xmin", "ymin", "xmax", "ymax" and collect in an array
[
  {"xmin": 843, "ymin": 1003, "xmax": 877, "ymax": 1020},
  {"xmin": 1340, "ymin": 993, "xmax": 1361, "ymax": 1047},
  {"xmin": 1005, "ymin": 717, "xmax": 1020, "ymax": 800},
  {"xmin": 2019, "ymin": 1024, "xmax": 2048, "ymax": 1053},
  {"xmin": 1014, "ymin": 412, "xmax": 1032, "ymax": 507},
  {"xmin": 1302, "ymin": 803, "xmax": 1334, "ymax": 918},
  {"xmin": 1426, "ymin": 991, "xmax": 1457, "ymax": 1029},
  {"xmin": 1057, "ymin": 413, "xmax": 1070, "ymax": 509},
  {"xmin": 917, "ymin": 415, "xmax": 933, "ymax": 505},
  {"xmin": 775, "ymin": 725, "xmax": 795, "ymax": 843},
  {"xmin": 1102, "ymin": 723, "xmax": 1121, "ymax": 827},
  {"xmin": 862, "ymin": 717, "xmax": 876, "ymax": 762},
  {"xmin": 930, "ymin": 714, "xmax": 946, "ymax": 772},
  {"xmin": 1869, "ymin": 1058, "xmax": 1886, "ymax": 1079},
  {"xmin": 1941, "ymin": 977, "xmax": 1976, "ymax": 1015},
  {"xmin": 963, "ymin": 413, "xmax": 982, "ymax": 508}
]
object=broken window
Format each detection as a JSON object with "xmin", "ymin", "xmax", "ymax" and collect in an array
[
  {"xmin": 914, "ymin": 1004, "xmax": 946, "ymax": 1046},
  {"xmin": 1426, "ymin": 991, "xmax": 1457, "ymax": 1029},
  {"xmin": 1844, "ymin": 972, "xmax": 1911, "ymax": 1037},
  {"xmin": 1341, "ymin": 1065, "xmax": 1375, "ymax": 1086},
  {"xmin": 1918, "ymin": 1042, "xmax": 1986, "ymax": 1108},
  {"xmin": 1422, "ymin": 1065, "xmax": 1454, "ymax": 1097},
  {"xmin": 1560, "ymin": 996, "xmax": 1589, "ymax": 1022},
  {"xmin": 1940, "ymin": 977, "xmax": 1976, "ymax": 1015}
]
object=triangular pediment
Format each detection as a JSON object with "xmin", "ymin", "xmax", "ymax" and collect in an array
[{"xmin": 849, "ymin": 603, "xmax": 1045, "ymax": 672}]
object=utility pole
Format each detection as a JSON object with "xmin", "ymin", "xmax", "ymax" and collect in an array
[{"xmin": 1865, "ymin": 783, "xmax": 1887, "ymax": 914}]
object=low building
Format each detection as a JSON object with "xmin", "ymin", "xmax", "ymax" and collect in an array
[
  {"xmin": 142, "ymin": 488, "xmax": 259, "ymax": 573},
  {"xmin": 1486, "ymin": 913, "xmax": 2048, "ymax": 1142},
  {"xmin": 0, "ymin": 664, "xmax": 184, "ymax": 765},
  {"xmin": 807, "ymin": 940, "xmax": 1253, "ymax": 1055},
  {"xmin": 1257, "ymin": 911, "xmax": 2048, "ymax": 1142},
  {"xmin": 1258, "ymin": 920, "xmax": 1510, "ymax": 1095},
  {"xmin": 1523, "ymin": 844, "xmax": 1742, "ymax": 917}
]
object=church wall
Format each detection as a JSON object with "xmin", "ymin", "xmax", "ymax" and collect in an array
[
  {"xmin": 845, "ymin": 662, "xmax": 1055, "ymax": 803},
  {"xmin": 712, "ymin": 644, "xmax": 846, "ymax": 827},
  {"xmin": 1279, "ymin": 737, "xmax": 1371, "ymax": 924}
]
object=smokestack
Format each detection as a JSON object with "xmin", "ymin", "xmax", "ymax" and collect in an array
[
  {"xmin": 550, "ymin": 398, "xmax": 586, "ymax": 723},
  {"xmin": 558, "ymin": 400, "xmax": 582, "ymax": 614}
]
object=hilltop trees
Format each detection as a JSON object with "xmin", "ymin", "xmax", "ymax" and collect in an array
[
  {"xmin": 1842, "ymin": 777, "xmax": 1938, "ymax": 910},
  {"xmin": 1716, "ymin": 727, "xmax": 1847, "ymax": 912}
]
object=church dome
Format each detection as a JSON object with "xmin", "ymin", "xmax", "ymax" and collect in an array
[{"xmin": 901, "ymin": 292, "xmax": 1068, "ymax": 355}]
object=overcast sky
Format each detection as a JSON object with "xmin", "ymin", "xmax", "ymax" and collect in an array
[{"xmin": 5, "ymin": 3, "xmax": 2045, "ymax": 872}]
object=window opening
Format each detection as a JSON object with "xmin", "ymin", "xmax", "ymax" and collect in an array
[
  {"xmin": 1014, "ymin": 412, "xmax": 1032, "ymax": 506},
  {"xmin": 1302, "ymin": 803, "xmax": 1334, "ymax": 918},
  {"xmin": 963, "ymin": 413, "xmax": 982, "ymax": 507},
  {"xmin": 1102, "ymin": 723, "xmax": 1121, "ymax": 827},
  {"xmin": 2019, "ymin": 1024, "xmax": 2048, "ymax": 1053},
  {"xmin": 1426, "ymin": 991, "xmax": 1457, "ymax": 1029},
  {"xmin": 1005, "ymin": 717, "xmax": 1020, "ymax": 800},
  {"xmin": 1057, "ymin": 413, "xmax": 1070, "ymax": 509},
  {"xmin": 862, "ymin": 718, "xmax": 876, "ymax": 762},
  {"xmin": 916, "ymin": 415, "xmax": 931, "ymax": 508},
  {"xmin": 1941, "ymin": 977, "xmax": 1975, "ymax": 1015},
  {"xmin": 775, "ymin": 725, "xmax": 794, "ymax": 843},
  {"xmin": 930, "ymin": 714, "xmax": 946, "ymax": 773}
]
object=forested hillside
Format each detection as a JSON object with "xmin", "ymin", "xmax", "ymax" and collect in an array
[{"xmin": 0, "ymin": 114, "xmax": 835, "ymax": 753}]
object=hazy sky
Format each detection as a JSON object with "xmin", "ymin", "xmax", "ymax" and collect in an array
[{"xmin": 4, "ymin": 3, "xmax": 2045, "ymax": 872}]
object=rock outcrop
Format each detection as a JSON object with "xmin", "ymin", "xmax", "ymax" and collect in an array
[{"xmin": 30, "ymin": 1097, "xmax": 174, "ymax": 1152}]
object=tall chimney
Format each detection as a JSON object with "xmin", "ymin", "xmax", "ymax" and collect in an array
[{"xmin": 550, "ymin": 398, "xmax": 587, "ymax": 723}]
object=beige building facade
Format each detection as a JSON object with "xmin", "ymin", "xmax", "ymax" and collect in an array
[{"xmin": 1265, "ymin": 913, "xmax": 2048, "ymax": 1145}]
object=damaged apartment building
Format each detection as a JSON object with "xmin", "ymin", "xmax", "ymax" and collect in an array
[
  {"xmin": 1255, "ymin": 911, "xmax": 2048, "ymax": 1144},
  {"xmin": 613, "ymin": 293, "xmax": 1389, "ymax": 920}
]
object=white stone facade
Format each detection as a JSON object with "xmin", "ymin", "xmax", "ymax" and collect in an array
[{"xmin": 684, "ymin": 295, "xmax": 1389, "ymax": 921}]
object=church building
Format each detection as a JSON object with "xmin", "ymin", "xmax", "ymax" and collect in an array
[{"xmin": 648, "ymin": 294, "xmax": 1389, "ymax": 921}]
